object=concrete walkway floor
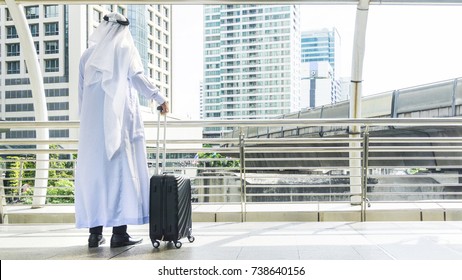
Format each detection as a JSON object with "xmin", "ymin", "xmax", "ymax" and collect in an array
[{"xmin": 2, "ymin": 221, "xmax": 462, "ymax": 260}]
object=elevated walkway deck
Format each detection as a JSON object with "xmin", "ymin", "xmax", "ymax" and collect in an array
[
  {"xmin": 2, "ymin": 221, "xmax": 462, "ymax": 260},
  {"xmin": 3, "ymin": 202, "xmax": 462, "ymax": 224}
]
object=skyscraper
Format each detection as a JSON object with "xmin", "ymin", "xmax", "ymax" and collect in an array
[
  {"xmin": 203, "ymin": 4, "xmax": 301, "ymax": 138},
  {"xmin": 300, "ymin": 28, "xmax": 342, "ymax": 108},
  {"xmin": 301, "ymin": 28, "xmax": 340, "ymax": 78},
  {"xmin": 0, "ymin": 4, "xmax": 172, "ymax": 140}
]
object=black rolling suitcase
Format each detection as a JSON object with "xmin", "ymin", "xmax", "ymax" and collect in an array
[{"xmin": 149, "ymin": 106, "xmax": 194, "ymax": 249}]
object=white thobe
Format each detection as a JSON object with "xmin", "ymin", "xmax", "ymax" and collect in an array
[{"xmin": 75, "ymin": 46, "xmax": 166, "ymax": 228}]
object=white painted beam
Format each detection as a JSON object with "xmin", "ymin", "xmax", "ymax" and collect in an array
[{"xmin": 5, "ymin": 0, "xmax": 49, "ymax": 208}]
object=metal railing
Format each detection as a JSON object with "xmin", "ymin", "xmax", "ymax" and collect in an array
[{"xmin": 1, "ymin": 118, "xmax": 462, "ymax": 222}]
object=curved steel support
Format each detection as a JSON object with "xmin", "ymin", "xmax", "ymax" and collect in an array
[
  {"xmin": 5, "ymin": 0, "xmax": 49, "ymax": 208},
  {"xmin": 349, "ymin": 0, "xmax": 370, "ymax": 205}
]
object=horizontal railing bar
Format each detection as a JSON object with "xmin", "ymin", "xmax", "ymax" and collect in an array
[
  {"xmin": 370, "ymin": 174, "xmax": 462, "ymax": 178},
  {"xmin": 368, "ymin": 157, "xmax": 462, "ymax": 160},
  {"xmin": 246, "ymin": 184, "xmax": 351, "ymax": 188},
  {"xmin": 245, "ymin": 138, "xmax": 361, "ymax": 144},
  {"xmin": 246, "ymin": 193, "xmax": 354, "ymax": 197},
  {"xmin": 369, "ymin": 147, "xmax": 462, "ymax": 152},
  {"xmin": 368, "ymin": 184, "xmax": 462, "ymax": 187},
  {"xmin": 370, "ymin": 137, "xmax": 462, "ymax": 143},
  {"xmin": 1, "ymin": 118, "xmax": 462, "ymax": 130},
  {"xmin": 367, "ymin": 192, "xmax": 462, "ymax": 196},
  {"xmin": 367, "ymin": 165, "xmax": 462, "ymax": 169}
]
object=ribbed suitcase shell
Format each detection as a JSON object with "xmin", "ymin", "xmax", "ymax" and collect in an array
[{"xmin": 149, "ymin": 174, "xmax": 193, "ymax": 247}]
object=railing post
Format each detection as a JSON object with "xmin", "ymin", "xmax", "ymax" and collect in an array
[
  {"xmin": 239, "ymin": 128, "xmax": 246, "ymax": 222},
  {"xmin": 18, "ymin": 160, "xmax": 24, "ymax": 198},
  {"xmin": 349, "ymin": 0, "xmax": 370, "ymax": 205},
  {"xmin": 0, "ymin": 173, "xmax": 5, "ymax": 224},
  {"xmin": 361, "ymin": 126, "xmax": 370, "ymax": 222}
]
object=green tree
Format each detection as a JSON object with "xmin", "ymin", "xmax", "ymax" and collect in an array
[
  {"xmin": 3, "ymin": 145, "xmax": 76, "ymax": 204},
  {"xmin": 196, "ymin": 152, "xmax": 240, "ymax": 168}
]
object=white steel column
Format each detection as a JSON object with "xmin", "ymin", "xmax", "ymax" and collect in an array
[
  {"xmin": 5, "ymin": 0, "xmax": 49, "ymax": 208},
  {"xmin": 349, "ymin": 0, "xmax": 369, "ymax": 205}
]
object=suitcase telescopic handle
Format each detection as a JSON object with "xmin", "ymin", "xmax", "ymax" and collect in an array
[{"xmin": 155, "ymin": 105, "xmax": 167, "ymax": 175}]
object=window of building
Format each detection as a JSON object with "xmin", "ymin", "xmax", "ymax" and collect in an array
[
  {"xmin": 6, "ymin": 43, "xmax": 20, "ymax": 56},
  {"xmin": 47, "ymin": 102, "xmax": 69, "ymax": 111},
  {"xmin": 164, "ymin": 47, "xmax": 169, "ymax": 57},
  {"xmin": 7, "ymin": 61, "xmax": 20, "ymax": 74},
  {"xmin": 6, "ymin": 130, "xmax": 36, "ymax": 138},
  {"xmin": 6, "ymin": 103, "xmax": 34, "ymax": 112},
  {"xmin": 163, "ymin": 20, "xmax": 169, "ymax": 31},
  {"xmin": 32, "ymin": 41, "xmax": 39, "ymax": 55},
  {"xmin": 45, "ymin": 88, "xmax": 69, "ymax": 97},
  {"xmin": 156, "ymin": 57, "xmax": 161, "ymax": 67},
  {"xmin": 164, "ymin": 34, "xmax": 169, "ymax": 44},
  {"xmin": 45, "ymin": 59, "xmax": 59, "ymax": 72},
  {"xmin": 44, "ymin": 5, "xmax": 58, "ymax": 18},
  {"xmin": 44, "ymin": 22, "xmax": 59, "ymax": 36},
  {"xmin": 117, "ymin": 6, "xmax": 125, "ymax": 15},
  {"xmin": 25, "ymin": 6, "xmax": 39, "ymax": 19},
  {"xmin": 49, "ymin": 116, "xmax": 69, "ymax": 121},
  {"xmin": 163, "ymin": 7, "xmax": 169, "ymax": 17},
  {"xmin": 156, "ymin": 29, "xmax": 161, "ymax": 40},
  {"xmin": 93, "ymin": 10, "xmax": 102, "ymax": 23},
  {"xmin": 44, "ymin": 41, "xmax": 59, "ymax": 54},
  {"xmin": 5, "ymin": 90, "xmax": 32, "ymax": 99},
  {"xmin": 50, "ymin": 129, "xmax": 69, "ymax": 138},
  {"xmin": 6, "ymin": 26, "xmax": 18, "ymax": 39},
  {"xmin": 6, "ymin": 8, "xmax": 13, "ymax": 21},
  {"xmin": 29, "ymin": 24, "xmax": 39, "ymax": 37}
]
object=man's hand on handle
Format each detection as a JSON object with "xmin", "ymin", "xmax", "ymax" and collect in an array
[{"xmin": 160, "ymin": 101, "xmax": 169, "ymax": 115}]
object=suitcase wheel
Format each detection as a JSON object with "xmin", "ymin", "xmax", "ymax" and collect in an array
[
  {"xmin": 188, "ymin": 236, "xmax": 195, "ymax": 243},
  {"xmin": 152, "ymin": 240, "xmax": 160, "ymax": 248},
  {"xmin": 174, "ymin": 241, "xmax": 182, "ymax": 249}
]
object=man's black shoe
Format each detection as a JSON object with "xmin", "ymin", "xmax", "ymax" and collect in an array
[
  {"xmin": 110, "ymin": 233, "xmax": 142, "ymax": 248},
  {"xmin": 88, "ymin": 234, "xmax": 106, "ymax": 248}
]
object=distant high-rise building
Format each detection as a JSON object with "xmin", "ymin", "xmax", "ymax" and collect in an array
[
  {"xmin": 203, "ymin": 4, "xmax": 301, "ymax": 138},
  {"xmin": 301, "ymin": 28, "xmax": 342, "ymax": 108},
  {"xmin": 301, "ymin": 27, "xmax": 340, "ymax": 78}
]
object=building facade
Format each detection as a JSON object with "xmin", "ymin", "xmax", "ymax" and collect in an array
[
  {"xmin": 203, "ymin": 4, "xmax": 301, "ymax": 138},
  {"xmin": 0, "ymin": 4, "xmax": 172, "ymax": 140}
]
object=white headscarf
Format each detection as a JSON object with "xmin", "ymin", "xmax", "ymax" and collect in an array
[{"xmin": 84, "ymin": 12, "xmax": 144, "ymax": 160}]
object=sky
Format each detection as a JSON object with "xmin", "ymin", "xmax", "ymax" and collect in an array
[{"xmin": 171, "ymin": 4, "xmax": 462, "ymax": 119}]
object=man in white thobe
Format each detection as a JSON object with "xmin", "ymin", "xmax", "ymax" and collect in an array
[{"xmin": 75, "ymin": 12, "xmax": 169, "ymax": 248}]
